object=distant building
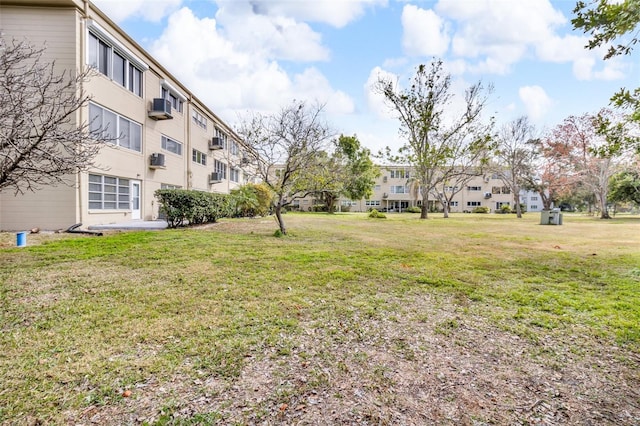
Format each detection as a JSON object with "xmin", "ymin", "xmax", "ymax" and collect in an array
[{"xmin": 295, "ymin": 166, "xmax": 546, "ymax": 213}]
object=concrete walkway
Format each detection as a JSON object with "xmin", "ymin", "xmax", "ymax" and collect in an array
[{"xmin": 88, "ymin": 220, "xmax": 168, "ymax": 231}]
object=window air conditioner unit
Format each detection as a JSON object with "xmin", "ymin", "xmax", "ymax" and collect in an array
[
  {"xmin": 484, "ymin": 192, "xmax": 492, "ymax": 199},
  {"xmin": 148, "ymin": 98, "xmax": 173, "ymax": 120},
  {"xmin": 210, "ymin": 172, "xmax": 222, "ymax": 183},
  {"xmin": 382, "ymin": 193, "xmax": 389, "ymax": 198},
  {"xmin": 209, "ymin": 137, "xmax": 224, "ymax": 150},
  {"xmin": 241, "ymin": 156, "xmax": 250, "ymax": 165},
  {"xmin": 149, "ymin": 152, "xmax": 166, "ymax": 169}
]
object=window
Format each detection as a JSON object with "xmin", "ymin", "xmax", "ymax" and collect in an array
[
  {"xmin": 161, "ymin": 87, "xmax": 183, "ymax": 113},
  {"xmin": 88, "ymin": 174, "xmax": 130, "ymax": 210},
  {"xmin": 444, "ymin": 186, "xmax": 458, "ymax": 192},
  {"xmin": 230, "ymin": 140, "xmax": 239, "ymax": 156},
  {"xmin": 374, "ymin": 185, "xmax": 381, "ymax": 191},
  {"xmin": 365, "ymin": 200, "xmax": 381, "ymax": 206},
  {"xmin": 214, "ymin": 128, "xmax": 228, "ymax": 149},
  {"xmin": 531, "ymin": 196, "xmax": 538, "ymax": 201},
  {"xmin": 390, "ymin": 185, "xmax": 407, "ymax": 194},
  {"xmin": 128, "ymin": 64, "xmax": 142, "ymax": 96},
  {"xmin": 192, "ymin": 149, "xmax": 207, "ymax": 165},
  {"xmin": 87, "ymin": 32, "xmax": 144, "ymax": 97},
  {"xmin": 492, "ymin": 186, "xmax": 501, "ymax": 194},
  {"xmin": 161, "ymin": 135, "xmax": 182, "ymax": 155},
  {"xmin": 192, "ymin": 109, "xmax": 207, "ymax": 129},
  {"xmin": 502, "ymin": 186, "xmax": 511, "ymax": 194},
  {"xmin": 467, "ymin": 186, "xmax": 482, "ymax": 191},
  {"xmin": 230, "ymin": 168, "xmax": 240, "ymax": 183},
  {"xmin": 467, "ymin": 201, "xmax": 482, "ymax": 207},
  {"xmin": 390, "ymin": 169, "xmax": 409, "ymax": 179},
  {"xmin": 161, "ymin": 183, "xmax": 181, "ymax": 189},
  {"xmin": 342, "ymin": 200, "xmax": 357, "ymax": 206},
  {"xmin": 530, "ymin": 205, "xmax": 538, "ymax": 210},
  {"xmin": 89, "ymin": 103, "xmax": 141, "ymax": 152},
  {"xmin": 214, "ymin": 160, "xmax": 227, "ymax": 180},
  {"xmin": 448, "ymin": 201, "xmax": 459, "ymax": 207}
]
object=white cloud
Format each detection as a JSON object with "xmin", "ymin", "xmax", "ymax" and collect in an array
[
  {"xmin": 364, "ymin": 67, "xmax": 398, "ymax": 120},
  {"xmin": 401, "ymin": 5, "xmax": 450, "ymax": 57},
  {"xmin": 214, "ymin": 2, "xmax": 330, "ymax": 62},
  {"xmin": 221, "ymin": 0, "xmax": 388, "ymax": 28},
  {"xmin": 435, "ymin": 0, "xmax": 565, "ymax": 74},
  {"xmin": 93, "ymin": 0, "xmax": 182, "ymax": 22},
  {"xmin": 519, "ymin": 85, "xmax": 553, "ymax": 122},
  {"xmin": 149, "ymin": 7, "xmax": 353, "ymax": 122}
]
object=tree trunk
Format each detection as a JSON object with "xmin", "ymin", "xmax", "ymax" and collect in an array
[
  {"xmin": 514, "ymin": 192, "xmax": 523, "ymax": 218},
  {"xmin": 326, "ymin": 195, "xmax": 336, "ymax": 214},
  {"xmin": 420, "ymin": 188, "xmax": 429, "ymax": 219},
  {"xmin": 275, "ymin": 204, "xmax": 287, "ymax": 234},
  {"xmin": 597, "ymin": 193, "xmax": 611, "ymax": 219},
  {"xmin": 442, "ymin": 197, "xmax": 450, "ymax": 218}
]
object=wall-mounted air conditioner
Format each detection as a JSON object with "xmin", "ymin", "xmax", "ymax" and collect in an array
[
  {"xmin": 484, "ymin": 192, "xmax": 492, "ymax": 199},
  {"xmin": 149, "ymin": 153, "xmax": 166, "ymax": 169},
  {"xmin": 148, "ymin": 98, "xmax": 172, "ymax": 120},
  {"xmin": 209, "ymin": 137, "xmax": 224, "ymax": 150},
  {"xmin": 210, "ymin": 172, "xmax": 222, "ymax": 183}
]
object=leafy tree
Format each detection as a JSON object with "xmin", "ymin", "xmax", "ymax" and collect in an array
[
  {"xmin": 376, "ymin": 59, "xmax": 493, "ymax": 219},
  {"xmin": 0, "ymin": 35, "xmax": 108, "ymax": 194},
  {"xmin": 237, "ymin": 101, "xmax": 333, "ymax": 235},
  {"xmin": 609, "ymin": 170, "xmax": 640, "ymax": 206},
  {"xmin": 230, "ymin": 183, "xmax": 273, "ymax": 217},
  {"xmin": 573, "ymin": 0, "xmax": 640, "ymax": 124},
  {"xmin": 492, "ymin": 117, "xmax": 539, "ymax": 218},
  {"xmin": 544, "ymin": 110, "xmax": 632, "ymax": 219},
  {"xmin": 316, "ymin": 135, "xmax": 380, "ymax": 213}
]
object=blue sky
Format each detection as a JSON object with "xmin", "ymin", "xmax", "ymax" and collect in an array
[{"xmin": 93, "ymin": 0, "xmax": 637, "ymax": 152}]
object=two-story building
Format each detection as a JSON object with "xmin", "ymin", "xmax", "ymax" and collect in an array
[{"xmin": 0, "ymin": 0, "xmax": 256, "ymax": 231}]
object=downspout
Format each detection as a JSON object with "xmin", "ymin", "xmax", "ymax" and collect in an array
[
  {"xmin": 77, "ymin": 0, "xmax": 90, "ymax": 225},
  {"xmin": 186, "ymin": 95, "xmax": 192, "ymax": 189}
]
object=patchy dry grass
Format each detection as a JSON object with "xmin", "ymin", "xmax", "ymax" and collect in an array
[{"xmin": 1, "ymin": 212, "xmax": 639, "ymax": 425}]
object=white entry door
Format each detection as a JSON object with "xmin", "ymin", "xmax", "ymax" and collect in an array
[{"xmin": 131, "ymin": 180, "xmax": 141, "ymax": 220}]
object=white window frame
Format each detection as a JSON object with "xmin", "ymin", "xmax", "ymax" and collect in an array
[
  {"xmin": 87, "ymin": 23, "xmax": 147, "ymax": 96},
  {"xmin": 192, "ymin": 149, "xmax": 207, "ymax": 166},
  {"xmin": 192, "ymin": 109, "xmax": 207, "ymax": 129},
  {"xmin": 89, "ymin": 102, "xmax": 142, "ymax": 152},
  {"xmin": 161, "ymin": 135, "xmax": 182, "ymax": 156},
  {"xmin": 214, "ymin": 160, "xmax": 227, "ymax": 180},
  {"xmin": 88, "ymin": 174, "xmax": 130, "ymax": 210},
  {"xmin": 161, "ymin": 80, "xmax": 186, "ymax": 113}
]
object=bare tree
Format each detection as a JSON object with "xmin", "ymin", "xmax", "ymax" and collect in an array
[
  {"xmin": 237, "ymin": 100, "xmax": 333, "ymax": 234},
  {"xmin": 0, "ymin": 35, "xmax": 108, "ymax": 194},
  {"xmin": 493, "ymin": 117, "xmax": 538, "ymax": 218},
  {"xmin": 376, "ymin": 59, "xmax": 494, "ymax": 219}
]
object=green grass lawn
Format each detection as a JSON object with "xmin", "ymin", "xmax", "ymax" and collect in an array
[{"xmin": 1, "ymin": 212, "xmax": 639, "ymax": 424}]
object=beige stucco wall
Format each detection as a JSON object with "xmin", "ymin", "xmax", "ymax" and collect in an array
[{"xmin": 0, "ymin": 5, "xmax": 82, "ymax": 230}]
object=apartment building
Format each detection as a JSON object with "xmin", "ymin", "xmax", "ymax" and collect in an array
[
  {"xmin": 332, "ymin": 166, "xmax": 542, "ymax": 213},
  {"xmin": 0, "ymin": 0, "xmax": 256, "ymax": 231}
]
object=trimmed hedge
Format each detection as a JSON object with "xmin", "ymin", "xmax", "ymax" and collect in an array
[{"xmin": 155, "ymin": 189, "xmax": 234, "ymax": 228}]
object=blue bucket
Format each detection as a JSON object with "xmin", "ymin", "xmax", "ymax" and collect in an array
[{"xmin": 16, "ymin": 232, "xmax": 27, "ymax": 247}]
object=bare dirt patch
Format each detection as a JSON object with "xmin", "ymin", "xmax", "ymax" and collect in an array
[{"xmin": 67, "ymin": 293, "xmax": 640, "ymax": 425}]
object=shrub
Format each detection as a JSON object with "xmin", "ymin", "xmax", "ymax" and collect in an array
[
  {"xmin": 155, "ymin": 189, "xmax": 233, "ymax": 228},
  {"xmin": 368, "ymin": 208, "xmax": 387, "ymax": 219},
  {"xmin": 230, "ymin": 183, "xmax": 273, "ymax": 217},
  {"xmin": 405, "ymin": 206, "xmax": 421, "ymax": 213},
  {"xmin": 472, "ymin": 206, "xmax": 489, "ymax": 214},
  {"xmin": 498, "ymin": 205, "xmax": 512, "ymax": 214}
]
